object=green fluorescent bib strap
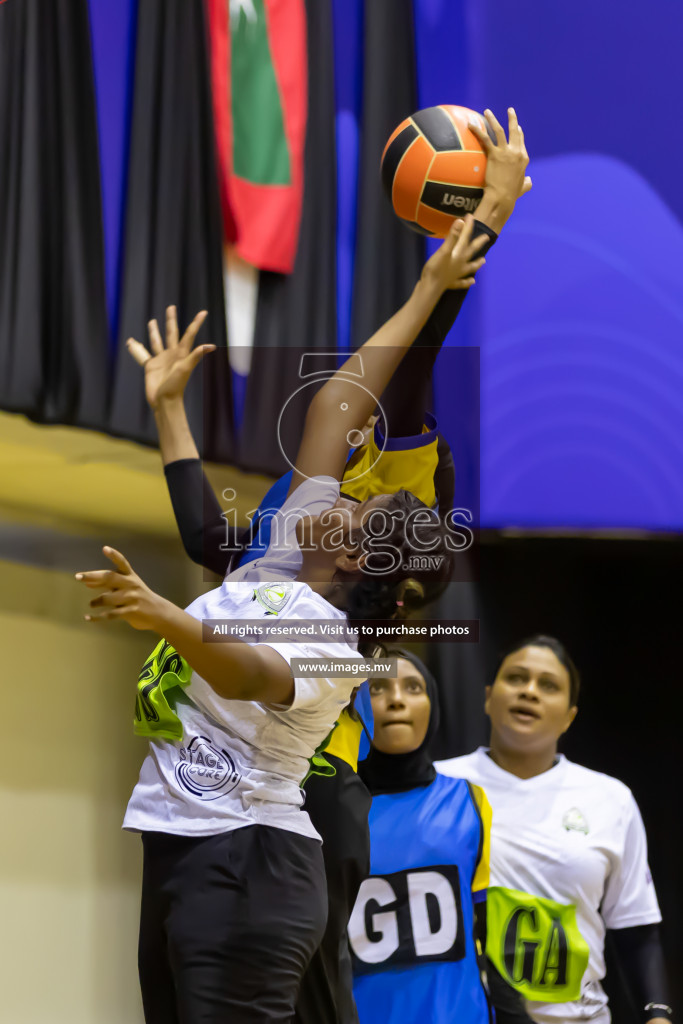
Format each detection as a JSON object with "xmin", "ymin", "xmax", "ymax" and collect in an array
[
  {"xmin": 302, "ymin": 752, "xmax": 337, "ymax": 786},
  {"xmin": 486, "ymin": 886, "xmax": 590, "ymax": 1003},
  {"xmin": 302, "ymin": 725, "xmax": 338, "ymax": 786},
  {"xmin": 134, "ymin": 640, "xmax": 193, "ymax": 741}
]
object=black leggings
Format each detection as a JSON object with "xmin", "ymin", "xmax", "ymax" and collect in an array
[
  {"xmin": 138, "ymin": 825, "xmax": 327, "ymax": 1023},
  {"xmin": 294, "ymin": 757, "xmax": 372, "ymax": 1024}
]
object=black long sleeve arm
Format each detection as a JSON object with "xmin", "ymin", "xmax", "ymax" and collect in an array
[
  {"xmin": 163, "ymin": 458, "xmax": 247, "ymax": 577},
  {"xmin": 379, "ymin": 220, "xmax": 498, "ymax": 437},
  {"xmin": 610, "ymin": 924, "xmax": 673, "ymax": 1022}
]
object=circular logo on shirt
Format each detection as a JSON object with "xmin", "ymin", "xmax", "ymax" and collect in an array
[
  {"xmin": 175, "ymin": 735, "xmax": 242, "ymax": 800},
  {"xmin": 562, "ymin": 807, "xmax": 589, "ymax": 834}
]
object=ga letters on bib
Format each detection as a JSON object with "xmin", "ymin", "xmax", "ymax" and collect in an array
[
  {"xmin": 349, "ymin": 775, "xmax": 492, "ymax": 1024},
  {"xmin": 486, "ymin": 886, "xmax": 589, "ymax": 1002}
]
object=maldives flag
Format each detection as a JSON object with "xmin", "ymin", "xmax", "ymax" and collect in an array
[{"xmin": 206, "ymin": 0, "xmax": 307, "ymax": 274}]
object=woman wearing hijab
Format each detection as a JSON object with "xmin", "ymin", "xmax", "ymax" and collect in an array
[{"xmin": 349, "ymin": 649, "xmax": 530, "ymax": 1024}]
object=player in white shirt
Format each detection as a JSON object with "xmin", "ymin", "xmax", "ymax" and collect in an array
[
  {"xmin": 75, "ymin": 219, "xmax": 487, "ymax": 1024},
  {"xmin": 436, "ymin": 635, "xmax": 673, "ymax": 1024}
]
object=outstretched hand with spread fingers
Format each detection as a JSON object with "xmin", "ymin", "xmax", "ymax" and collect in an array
[
  {"xmin": 469, "ymin": 107, "xmax": 532, "ymax": 202},
  {"xmin": 126, "ymin": 306, "xmax": 215, "ymax": 411},
  {"xmin": 75, "ymin": 547, "xmax": 169, "ymax": 632}
]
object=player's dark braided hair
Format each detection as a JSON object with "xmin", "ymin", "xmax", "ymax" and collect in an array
[
  {"xmin": 346, "ymin": 575, "xmax": 444, "ymax": 623},
  {"xmin": 347, "ymin": 576, "xmax": 448, "ymax": 659},
  {"xmin": 339, "ymin": 489, "xmax": 454, "ymax": 657}
]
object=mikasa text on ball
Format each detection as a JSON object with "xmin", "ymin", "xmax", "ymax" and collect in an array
[{"xmin": 381, "ymin": 105, "xmax": 495, "ymax": 236}]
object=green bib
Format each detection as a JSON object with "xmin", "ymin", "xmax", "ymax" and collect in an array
[
  {"xmin": 134, "ymin": 640, "xmax": 193, "ymax": 741},
  {"xmin": 486, "ymin": 886, "xmax": 590, "ymax": 1003}
]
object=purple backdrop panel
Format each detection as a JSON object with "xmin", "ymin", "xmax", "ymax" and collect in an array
[
  {"xmin": 414, "ymin": 0, "xmax": 483, "ymax": 519},
  {"xmin": 332, "ymin": 0, "xmax": 363, "ymax": 352},
  {"xmin": 467, "ymin": 0, "xmax": 683, "ymax": 224},
  {"xmin": 87, "ymin": 0, "xmax": 137, "ymax": 344},
  {"xmin": 481, "ymin": 154, "xmax": 683, "ymax": 529},
  {"xmin": 416, "ymin": 0, "xmax": 683, "ymax": 529}
]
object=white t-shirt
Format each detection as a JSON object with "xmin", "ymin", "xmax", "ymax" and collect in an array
[
  {"xmin": 435, "ymin": 749, "xmax": 661, "ymax": 1024},
  {"xmin": 124, "ymin": 476, "xmax": 365, "ymax": 841}
]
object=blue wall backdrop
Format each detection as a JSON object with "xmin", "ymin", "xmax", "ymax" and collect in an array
[{"xmin": 415, "ymin": 0, "xmax": 683, "ymax": 529}]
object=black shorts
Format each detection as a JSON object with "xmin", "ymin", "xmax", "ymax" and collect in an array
[
  {"xmin": 295, "ymin": 755, "xmax": 372, "ymax": 1024},
  {"xmin": 138, "ymin": 824, "xmax": 327, "ymax": 1024}
]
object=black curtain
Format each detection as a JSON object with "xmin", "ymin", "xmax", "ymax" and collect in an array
[
  {"xmin": 237, "ymin": 0, "xmax": 338, "ymax": 476},
  {"xmin": 108, "ymin": 0, "xmax": 234, "ymax": 463},
  {"xmin": 238, "ymin": 0, "xmax": 425, "ymax": 476},
  {"xmin": 0, "ymin": 0, "xmax": 108, "ymax": 428},
  {"xmin": 350, "ymin": 0, "xmax": 424, "ymax": 351},
  {"xmin": 0, "ymin": 0, "xmax": 426, "ymax": 475},
  {"xmin": 430, "ymin": 533, "xmax": 683, "ymax": 1017},
  {"xmin": 426, "ymin": 578, "xmax": 490, "ymax": 759}
]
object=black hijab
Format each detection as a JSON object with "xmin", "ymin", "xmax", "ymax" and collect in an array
[{"xmin": 359, "ymin": 647, "xmax": 440, "ymax": 795}]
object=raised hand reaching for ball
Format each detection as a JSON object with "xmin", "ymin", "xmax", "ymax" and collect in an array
[
  {"xmin": 421, "ymin": 214, "xmax": 489, "ymax": 292},
  {"xmin": 468, "ymin": 107, "xmax": 532, "ymax": 233}
]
